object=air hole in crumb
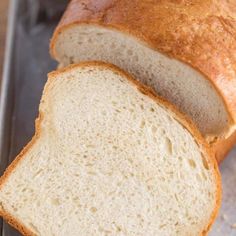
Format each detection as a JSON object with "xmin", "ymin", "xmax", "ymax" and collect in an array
[
  {"xmin": 73, "ymin": 197, "xmax": 80, "ymax": 203},
  {"xmin": 51, "ymin": 198, "xmax": 60, "ymax": 206},
  {"xmin": 188, "ymin": 159, "xmax": 196, "ymax": 168},
  {"xmin": 88, "ymin": 171, "xmax": 96, "ymax": 176},
  {"xmin": 33, "ymin": 169, "xmax": 43, "ymax": 178},
  {"xmin": 87, "ymin": 144, "xmax": 95, "ymax": 148},
  {"xmin": 181, "ymin": 146, "xmax": 187, "ymax": 153},
  {"xmin": 140, "ymin": 120, "xmax": 146, "ymax": 128},
  {"xmin": 90, "ymin": 207, "xmax": 97, "ymax": 213},
  {"xmin": 174, "ymin": 194, "xmax": 179, "ymax": 202},
  {"xmin": 161, "ymin": 129, "xmax": 166, "ymax": 135},
  {"xmin": 140, "ymin": 104, "xmax": 144, "ymax": 110},
  {"xmin": 150, "ymin": 107, "xmax": 155, "ymax": 112},
  {"xmin": 201, "ymin": 156, "xmax": 209, "ymax": 170},
  {"xmin": 165, "ymin": 137, "xmax": 173, "ymax": 155},
  {"xmin": 187, "ymin": 216, "xmax": 192, "ymax": 221},
  {"xmin": 159, "ymin": 224, "xmax": 166, "ymax": 229},
  {"xmin": 85, "ymin": 163, "xmax": 93, "ymax": 167},
  {"xmin": 147, "ymin": 185, "xmax": 152, "ymax": 191},
  {"xmin": 123, "ymin": 175, "xmax": 128, "ymax": 179}
]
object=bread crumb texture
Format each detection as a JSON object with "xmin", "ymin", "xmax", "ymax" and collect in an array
[{"xmin": 0, "ymin": 64, "xmax": 219, "ymax": 236}]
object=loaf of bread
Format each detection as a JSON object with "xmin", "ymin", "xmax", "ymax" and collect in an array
[
  {"xmin": 0, "ymin": 62, "xmax": 221, "ymax": 236},
  {"xmin": 50, "ymin": 0, "xmax": 236, "ymax": 161}
]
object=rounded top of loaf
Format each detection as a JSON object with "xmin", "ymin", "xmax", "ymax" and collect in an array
[{"xmin": 51, "ymin": 0, "xmax": 236, "ymax": 136}]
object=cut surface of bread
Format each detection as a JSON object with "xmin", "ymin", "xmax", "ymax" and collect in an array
[
  {"xmin": 51, "ymin": 0, "xmax": 236, "ymax": 144},
  {"xmin": 0, "ymin": 63, "xmax": 221, "ymax": 236}
]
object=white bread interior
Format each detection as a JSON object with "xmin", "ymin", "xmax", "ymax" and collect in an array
[
  {"xmin": 53, "ymin": 25, "xmax": 230, "ymax": 140},
  {"xmin": 0, "ymin": 63, "xmax": 219, "ymax": 236}
]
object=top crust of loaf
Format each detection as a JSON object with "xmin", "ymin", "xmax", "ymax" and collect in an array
[
  {"xmin": 50, "ymin": 0, "xmax": 236, "ymax": 134},
  {"xmin": 0, "ymin": 62, "xmax": 221, "ymax": 236}
]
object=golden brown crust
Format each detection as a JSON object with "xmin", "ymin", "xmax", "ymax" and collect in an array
[
  {"xmin": 0, "ymin": 62, "xmax": 221, "ymax": 236},
  {"xmin": 50, "ymin": 0, "xmax": 236, "ymax": 135},
  {"xmin": 214, "ymin": 131, "xmax": 236, "ymax": 163}
]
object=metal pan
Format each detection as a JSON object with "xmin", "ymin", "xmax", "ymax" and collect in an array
[{"xmin": 0, "ymin": 0, "xmax": 235, "ymax": 235}]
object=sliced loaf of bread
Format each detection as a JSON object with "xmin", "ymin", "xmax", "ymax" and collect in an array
[
  {"xmin": 0, "ymin": 62, "xmax": 220, "ymax": 236},
  {"xmin": 50, "ymin": 0, "xmax": 236, "ymax": 161}
]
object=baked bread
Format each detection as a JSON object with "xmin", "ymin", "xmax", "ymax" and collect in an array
[
  {"xmin": 50, "ymin": 0, "xmax": 236, "ymax": 158},
  {"xmin": 0, "ymin": 62, "xmax": 221, "ymax": 236},
  {"xmin": 213, "ymin": 131, "xmax": 236, "ymax": 163}
]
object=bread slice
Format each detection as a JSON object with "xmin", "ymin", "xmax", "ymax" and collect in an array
[
  {"xmin": 0, "ymin": 62, "xmax": 221, "ymax": 236},
  {"xmin": 50, "ymin": 0, "xmax": 236, "ymax": 158}
]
